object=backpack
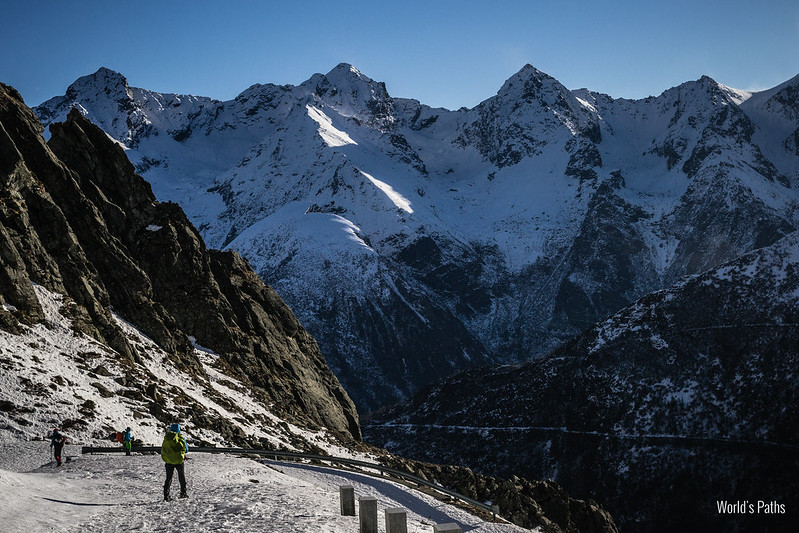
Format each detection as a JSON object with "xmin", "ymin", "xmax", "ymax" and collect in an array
[
  {"xmin": 116, "ymin": 431, "xmax": 123, "ymax": 443},
  {"xmin": 161, "ymin": 431, "xmax": 186, "ymax": 464}
]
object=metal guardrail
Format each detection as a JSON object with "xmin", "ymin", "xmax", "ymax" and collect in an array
[{"xmin": 81, "ymin": 446, "xmax": 499, "ymax": 517}]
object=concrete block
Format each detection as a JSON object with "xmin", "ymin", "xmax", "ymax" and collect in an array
[
  {"xmin": 433, "ymin": 523, "xmax": 462, "ymax": 533},
  {"xmin": 340, "ymin": 485, "xmax": 355, "ymax": 516},
  {"xmin": 359, "ymin": 496, "xmax": 378, "ymax": 533},
  {"xmin": 385, "ymin": 507, "xmax": 407, "ymax": 533}
]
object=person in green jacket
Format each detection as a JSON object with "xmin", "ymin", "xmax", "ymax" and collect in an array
[{"xmin": 161, "ymin": 423, "xmax": 189, "ymax": 501}]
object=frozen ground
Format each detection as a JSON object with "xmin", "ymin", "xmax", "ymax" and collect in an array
[{"xmin": 0, "ymin": 434, "xmax": 531, "ymax": 533}]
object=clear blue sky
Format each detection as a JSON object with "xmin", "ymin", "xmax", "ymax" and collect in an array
[{"xmin": 2, "ymin": 0, "xmax": 798, "ymax": 109}]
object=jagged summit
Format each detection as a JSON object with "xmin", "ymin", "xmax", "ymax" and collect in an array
[
  {"xmin": 233, "ymin": 64, "xmax": 376, "ymax": 107},
  {"xmin": 651, "ymin": 74, "xmax": 756, "ymax": 108},
  {"xmin": 65, "ymin": 66, "xmax": 130, "ymax": 99},
  {"xmin": 36, "ymin": 66, "xmax": 140, "ymax": 138},
  {"xmin": 299, "ymin": 63, "xmax": 393, "ymax": 126},
  {"xmin": 695, "ymin": 74, "xmax": 748, "ymax": 100},
  {"xmin": 504, "ymin": 63, "xmax": 553, "ymax": 83},
  {"xmin": 309, "ymin": 62, "xmax": 389, "ymax": 100},
  {"xmin": 326, "ymin": 62, "xmax": 368, "ymax": 79},
  {"xmin": 494, "ymin": 63, "xmax": 561, "ymax": 99}
]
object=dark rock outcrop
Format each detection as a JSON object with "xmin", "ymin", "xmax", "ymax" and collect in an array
[{"xmin": 380, "ymin": 454, "xmax": 617, "ymax": 533}]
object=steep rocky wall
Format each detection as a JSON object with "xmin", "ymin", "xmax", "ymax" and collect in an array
[{"xmin": 0, "ymin": 84, "xmax": 359, "ymax": 440}]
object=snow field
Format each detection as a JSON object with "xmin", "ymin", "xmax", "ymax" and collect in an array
[{"xmin": 0, "ymin": 440, "xmax": 530, "ymax": 533}]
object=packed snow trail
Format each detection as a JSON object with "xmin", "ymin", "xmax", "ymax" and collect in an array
[{"xmin": 0, "ymin": 441, "xmax": 530, "ymax": 532}]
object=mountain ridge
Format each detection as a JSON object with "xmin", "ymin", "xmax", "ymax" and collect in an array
[
  {"xmin": 33, "ymin": 64, "xmax": 799, "ymax": 411},
  {"xmin": 0, "ymin": 79, "xmax": 619, "ymax": 533}
]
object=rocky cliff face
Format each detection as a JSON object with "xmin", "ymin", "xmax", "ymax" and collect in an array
[
  {"xmin": 367, "ymin": 231, "xmax": 799, "ymax": 532},
  {"xmin": 34, "ymin": 65, "xmax": 799, "ymax": 413},
  {"xmin": 0, "ymin": 82, "xmax": 359, "ymax": 443}
]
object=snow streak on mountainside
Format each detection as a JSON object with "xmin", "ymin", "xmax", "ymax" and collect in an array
[{"xmin": 35, "ymin": 64, "xmax": 799, "ymax": 411}]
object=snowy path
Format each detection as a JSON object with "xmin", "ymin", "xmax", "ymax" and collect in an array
[{"xmin": 0, "ymin": 441, "xmax": 530, "ymax": 532}]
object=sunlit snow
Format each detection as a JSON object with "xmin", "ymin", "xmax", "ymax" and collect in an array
[
  {"xmin": 359, "ymin": 170, "xmax": 414, "ymax": 214},
  {"xmin": 0, "ymin": 439, "xmax": 528, "ymax": 533},
  {"xmin": 307, "ymin": 105, "xmax": 358, "ymax": 147}
]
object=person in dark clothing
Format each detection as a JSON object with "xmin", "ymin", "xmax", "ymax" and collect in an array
[
  {"xmin": 161, "ymin": 423, "xmax": 189, "ymax": 501},
  {"xmin": 50, "ymin": 429, "xmax": 67, "ymax": 466},
  {"xmin": 123, "ymin": 427, "xmax": 132, "ymax": 456}
]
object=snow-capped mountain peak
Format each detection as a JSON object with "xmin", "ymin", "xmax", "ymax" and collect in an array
[
  {"xmin": 302, "ymin": 63, "xmax": 394, "ymax": 128},
  {"xmin": 325, "ymin": 62, "xmax": 371, "ymax": 83},
  {"xmin": 65, "ymin": 66, "xmax": 131, "ymax": 99},
  {"xmin": 33, "ymin": 64, "xmax": 799, "ymax": 413},
  {"xmin": 496, "ymin": 63, "xmax": 558, "ymax": 97}
]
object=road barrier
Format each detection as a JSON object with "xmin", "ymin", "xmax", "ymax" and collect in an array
[{"xmin": 82, "ymin": 445, "xmax": 499, "ymax": 518}]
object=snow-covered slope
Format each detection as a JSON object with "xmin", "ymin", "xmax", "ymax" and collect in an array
[
  {"xmin": 0, "ymin": 284, "xmax": 355, "ymax": 453},
  {"xmin": 35, "ymin": 65, "xmax": 799, "ymax": 411},
  {"xmin": 0, "ymin": 438, "xmax": 529, "ymax": 533}
]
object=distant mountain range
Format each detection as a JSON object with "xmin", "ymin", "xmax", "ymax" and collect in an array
[{"xmin": 34, "ymin": 64, "xmax": 799, "ymax": 413}]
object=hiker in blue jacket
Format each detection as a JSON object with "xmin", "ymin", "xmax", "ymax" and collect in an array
[
  {"xmin": 123, "ymin": 427, "xmax": 133, "ymax": 456},
  {"xmin": 161, "ymin": 423, "xmax": 189, "ymax": 501}
]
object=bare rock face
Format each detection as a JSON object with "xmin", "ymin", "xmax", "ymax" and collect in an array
[
  {"xmin": 0, "ymin": 83, "xmax": 134, "ymax": 356},
  {"xmin": 0, "ymin": 83, "xmax": 359, "ymax": 440}
]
